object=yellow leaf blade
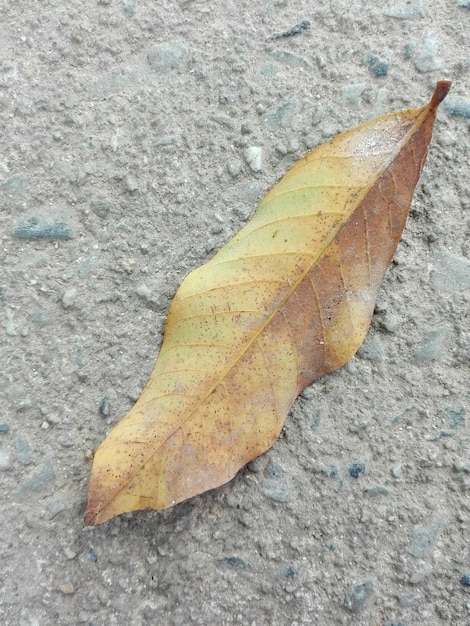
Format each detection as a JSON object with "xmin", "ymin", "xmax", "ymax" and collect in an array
[{"xmin": 85, "ymin": 81, "xmax": 450, "ymax": 525}]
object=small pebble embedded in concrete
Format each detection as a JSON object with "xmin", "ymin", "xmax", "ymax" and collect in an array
[
  {"xmin": 227, "ymin": 159, "xmax": 242, "ymax": 177},
  {"xmin": 218, "ymin": 555, "xmax": 248, "ymax": 569},
  {"xmin": 433, "ymin": 250, "xmax": 470, "ymax": 291},
  {"xmin": 366, "ymin": 54, "xmax": 389, "ymax": 77},
  {"xmin": 100, "ymin": 397, "xmax": 111, "ymax": 417},
  {"xmin": 345, "ymin": 579, "xmax": 375, "ymax": 614},
  {"xmin": 340, "ymin": 83, "xmax": 365, "ymax": 106},
  {"xmin": 147, "ymin": 42, "xmax": 188, "ymax": 72},
  {"xmin": 453, "ymin": 460, "xmax": 470, "ymax": 473},
  {"xmin": 15, "ymin": 434, "xmax": 32, "ymax": 465},
  {"xmin": 125, "ymin": 175, "xmax": 138, "ymax": 192},
  {"xmin": 414, "ymin": 35, "xmax": 441, "ymax": 72},
  {"xmin": 135, "ymin": 284, "xmax": 152, "ymax": 301},
  {"xmin": 410, "ymin": 564, "xmax": 433, "ymax": 584},
  {"xmin": 444, "ymin": 407, "xmax": 465, "ymax": 428},
  {"xmin": 265, "ymin": 99, "xmax": 297, "ymax": 128},
  {"xmin": 444, "ymin": 97, "xmax": 470, "ymax": 120},
  {"xmin": 13, "ymin": 458, "xmax": 55, "ymax": 501},
  {"xmin": 90, "ymin": 199, "xmax": 111, "ymax": 218},
  {"xmin": 409, "ymin": 517, "xmax": 447, "ymax": 558},
  {"xmin": 381, "ymin": 313, "xmax": 401, "ymax": 333},
  {"xmin": 244, "ymin": 146, "xmax": 263, "ymax": 172},
  {"xmin": 59, "ymin": 583, "xmax": 75, "ymax": 595},
  {"xmin": 349, "ymin": 462, "xmax": 366, "ymax": 478},
  {"xmin": 0, "ymin": 450, "xmax": 12, "ymax": 470},
  {"xmin": 384, "ymin": 0, "xmax": 424, "ymax": 18},
  {"xmin": 414, "ymin": 328, "xmax": 448, "ymax": 362},
  {"xmin": 1, "ymin": 173, "xmax": 26, "ymax": 191},
  {"xmin": 13, "ymin": 217, "xmax": 73, "ymax": 240},
  {"xmin": 62, "ymin": 288, "xmax": 77, "ymax": 309},
  {"xmin": 364, "ymin": 486, "xmax": 390, "ymax": 496},
  {"xmin": 271, "ymin": 50, "xmax": 312, "ymax": 70},
  {"xmin": 404, "ymin": 41, "xmax": 416, "ymax": 58}
]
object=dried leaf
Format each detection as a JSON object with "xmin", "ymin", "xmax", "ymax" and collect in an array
[{"xmin": 85, "ymin": 81, "xmax": 450, "ymax": 525}]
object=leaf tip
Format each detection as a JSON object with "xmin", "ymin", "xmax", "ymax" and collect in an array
[{"xmin": 430, "ymin": 80, "xmax": 451, "ymax": 108}]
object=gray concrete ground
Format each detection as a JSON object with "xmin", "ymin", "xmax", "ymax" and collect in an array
[{"xmin": 1, "ymin": 1, "xmax": 470, "ymax": 624}]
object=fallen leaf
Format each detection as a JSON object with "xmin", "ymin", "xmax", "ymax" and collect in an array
[{"xmin": 85, "ymin": 81, "xmax": 450, "ymax": 525}]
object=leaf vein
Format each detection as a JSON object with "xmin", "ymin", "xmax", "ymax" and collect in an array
[
  {"xmin": 263, "ymin": 184, "xmax": 364, "ymax": 205},
  {"xmin": 158, "ymin": 342, "xmax": 231, "ymax": 359},
  {"xmin": 232, "ymin": 211, "xmax": 346, "ymax": 244}
]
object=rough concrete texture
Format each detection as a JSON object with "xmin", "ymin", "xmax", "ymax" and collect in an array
[{"xmin": 1, "ymin": 1, "xmax": 469, "ymax": 624}]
